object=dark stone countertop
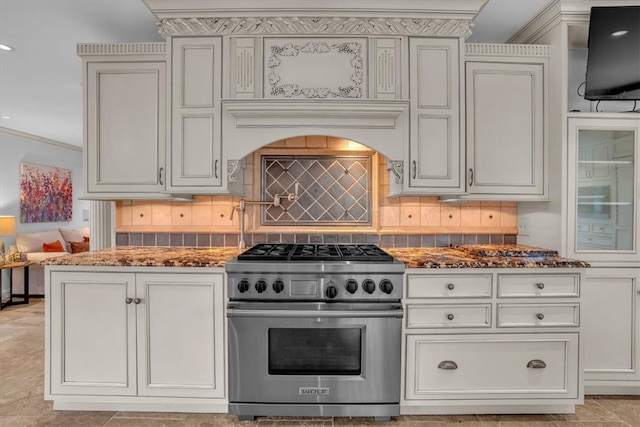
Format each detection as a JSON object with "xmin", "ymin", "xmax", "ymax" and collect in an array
[{"xmin": 42, "ymin": 244, "xmax": 589, "ymax": 269}]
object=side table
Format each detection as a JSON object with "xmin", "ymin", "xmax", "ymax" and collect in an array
[{"xmin": 0, "ymin": 261, "xmax": 34, "ymax": 310}]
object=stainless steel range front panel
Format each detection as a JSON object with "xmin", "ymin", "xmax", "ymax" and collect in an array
[{"xmin": 227, "ymin": 301, "xmax": 403, "ymax": 405}]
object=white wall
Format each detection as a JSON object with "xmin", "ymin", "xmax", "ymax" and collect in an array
[{"xmin": 0, "ymin": 127, "xmax": 89, "ymax": 298}]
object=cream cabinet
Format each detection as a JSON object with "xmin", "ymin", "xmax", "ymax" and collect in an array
[
  {"xmin": 403, "ymin": 269, "xmax": 583, "ymax": 414},
  {"xmin": 566, "ymin": 115, "xmax": 639, "ymax": 263},
  {"xmin": 80, "ymin": 44, "xmax": 168, "ymax": 198},
  {"xmin": 407, "ymin": 37, "xmax": 464, "ymax": 193},
  {"xmin": 464, "ymin": 49, "xmax": 547, "ymax": 200},
  {"xmin": 167, "ymin": 37, "xmax": 223, "ymax": 192},
  {"xmin": 582, "ymin": 268, "xmax": 640, "ymax": 394},
  {"xmin": 46, "ymin": 268, "xmax": 226, "ymax": 410}
]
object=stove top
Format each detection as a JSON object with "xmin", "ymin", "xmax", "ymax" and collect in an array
[{"xmin": 237, "ymin": 243, "xmax": 394, "ymax": 262}]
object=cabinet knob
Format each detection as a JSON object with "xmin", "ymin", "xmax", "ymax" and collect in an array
[
  {"xmin": 536, "ymin": 283, "xmax": 545, "ymax": 290},
  {"xmin": 447, "ymin": 313, "xmax": 455, "ymax": 321},
  {"xmin": 536, "ymin": 313, "xmax": 545, "ymax": 320},
  {"xmin": 447, "ymin": 283, "xmax": 455, "ymax": 290},
  {"xmin": 125, "ymin": 297, "xmax": 133, "ymax": 304},
  {"xmin": 438, "ymin": 360, "xmax": 458, "ymax": 370},
  {"xmin": 527, "ymin": 359, "xmax": 547, "ymax": 369},
  {"xmin": 134, "ymin": 298, "xmax": 142, "ymax": 304}
]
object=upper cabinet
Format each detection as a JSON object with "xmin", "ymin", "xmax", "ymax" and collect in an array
[
  {"xmin": 566, "ymin": 115, "xmax": 638, "ymax": 265},
  {"xmin": 407, "ymin": 37, "xmax": 464, "ymax": 193},
  {"xmin": 463, "ymin": 45, "xmax": 549, "ymax": 200},
  {"xmin": 80, "ymin": 44, "xmax": 168, "ymax": 199},
  {"xmin": 167, "ymin": 37, "xmax": 223, "ymax": 192}
]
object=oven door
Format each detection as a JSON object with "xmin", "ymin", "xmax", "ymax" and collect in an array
[{"xmin": 227, "ymin": 301, "xmax": 403, "ymax": 404}]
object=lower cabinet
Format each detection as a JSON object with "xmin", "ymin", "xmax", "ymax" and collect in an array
[
  {"xmin": 582, "ymin": 268, "xmax": 640, "ymax": 394},
  {"xmin": 402, "ymin": 269, "xmax": 584, "ymax": 414},
  {"xmin": 47, "ymin": 268, "xmax": 226, "ymax": 409}
]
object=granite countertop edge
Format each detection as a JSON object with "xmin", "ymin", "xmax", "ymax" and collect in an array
[{"xmin": 41, "ymin": 245, "xmax": 590, "ymax": 269}]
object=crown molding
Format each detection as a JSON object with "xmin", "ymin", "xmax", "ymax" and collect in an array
[
  {"xmin": 157, "ymin": 16, "xmax": 473, "ymax": 37},
  {"xmin": 0, "ymin": 127, "xmax": 81, "ymax": 152},
  {"xmin": 76, "ymin": 42, "xmax": 167, "ymax": 56},
  {"xmin": 465, "ymin": 43, "xmax": 550, "ymax": 57}
]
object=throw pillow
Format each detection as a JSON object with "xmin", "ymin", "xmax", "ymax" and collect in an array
[
  {"xmin": 43, "ymin": 240, "xmax": 65, "ymax": 252},
  {"xmin": 83, "ymin": 236, "xmax": 90, "ymax": 242},
  {"xmin": 69, "ymin": 241, "xmax": 90, "ymax": 254}
]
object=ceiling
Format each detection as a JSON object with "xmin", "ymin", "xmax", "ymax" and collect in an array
[{"xmin": 0, "ymin": 0, "xmax": 553, "ymax": 148}]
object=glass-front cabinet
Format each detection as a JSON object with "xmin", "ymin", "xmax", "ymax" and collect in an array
[{"xmin": 567, "ymin": 116, "xmax": 639, "ymax": 264}]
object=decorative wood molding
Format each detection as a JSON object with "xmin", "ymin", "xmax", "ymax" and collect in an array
[
  {"xmin": 157, "ymin": 17, "xmax": 473, "ymax": 37},
  {"xmin": 0, "ymin": 126, "xmax": 82, "ymax": 151},
  {"xmin": 222, "ymin": 100, "xmax": 408, "ymax": 161},
  {"xmin": 465, "ymin": 43, "xmax": 550, "ymax": 57},
  {"xmin": 266, "ymin": 40, "xmax": 365, "ymax": 99},
  {"xmin": 386, "ymin": 160, "xmax": 404, "ymax": 184},
  {"xmin": 77, "ymin": 43, "xmax": 167, "ymax": 56},
  {"xmin": 227, "ymin": 160, "xmax": 242, "ymax": 183},
  {"xmin": 234, "ymin": 39, "xmax": 256, "ymax": 96}
]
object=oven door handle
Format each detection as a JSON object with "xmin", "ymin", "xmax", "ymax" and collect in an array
[{"xmin": 227, "ymin": 308, "xmax": 404, "ymax": 318}]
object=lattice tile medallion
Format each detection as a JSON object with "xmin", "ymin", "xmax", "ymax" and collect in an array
[{"xmin": 262, "ymin": 155, "xmax": 372, "ymax": 225}]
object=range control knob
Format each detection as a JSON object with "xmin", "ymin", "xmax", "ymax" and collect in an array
[
  {"xmin": 362, "ymin": 279, "xmax": 376, "ymax": 294},
  {"xmin": 272, "ymin": 279, "xmax": 285, "ymax": 293},
  {"xmin": 345, "ymin": 279, "xmax": 359, "ymax": 294},
  {"xmin": 238, "ymin": 279, "xmax": 250, "ymax": 293},
  {"xmin": 255, "ymin": 279, "xmax": 267, "ymax": 293},
  {"xmin": 325, "ymin": 285, "xmax": 338, "ymax": 299},
  {"xmin": 379, "ymin": 279, "xmax": 394, "ymax": 294}
]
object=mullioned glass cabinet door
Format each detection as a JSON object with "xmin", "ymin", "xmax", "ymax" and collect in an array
[{"xmin": 567, "ymin": 116, "xmax": 638, "ymax": 264}]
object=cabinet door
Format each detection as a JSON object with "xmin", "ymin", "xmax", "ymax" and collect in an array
[
  {"xmin": 465, "ymin": 61, "xmax": 545, "ymax": 197},
  {"xmin": 567, "ymin": 117, "xmax": 639, "ymax": 262},
  {"xmin": 408, "ymin": 38, "xmax": 463, "ymax": 192},
  {"xmin": 583, "ymin": 268, "xmax": 640, "ymax": 386},
  {"xmin": 86, "ymin": 62, "xmax": 166, "ymax": 194},
  {"xmin": 168, "ymin": 37, "xmax": 223, "ymax": 191},
  {"xmin": 136, "ymin": 273, "xmax": 225, "ymax": 398},
  {"xmin": 49, "ymin": 272, "xmax": 137, "ymax": 396}
]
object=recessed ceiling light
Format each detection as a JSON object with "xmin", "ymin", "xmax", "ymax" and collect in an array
[
  {"xmin": 0, "ymin": 44, "xmax": 14, "ymax": 51},
  {"xmin": 1, "ymin": 116, "xmax": 11, "ymax": 120},
  {"xmin": 611, "ymin": 30, "xmax": 628, "ymax": 37}
]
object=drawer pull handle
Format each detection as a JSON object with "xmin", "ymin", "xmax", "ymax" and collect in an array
[
  {"xmin": 125, "ymin": 297, "xmax": 133, "ymax": 304},
  {"xmin": 536, "ymin": 313, "xmax": 545, "ymax": 320},
  {"xmin": 536, "ymin": 283, "xmax": 545, "ymax": 290},
  {"xmin": 438, "ymin": 360, "xmax": 458, "ymax": 370},
  {"xmin": 447, "ymin": 283, "xmax": 455, "ymax": 290},
  {"xmin": 527, "ymin": 359, "xmax": 547, "ymax": 369},
  {"xmin": 447, "ymin": 313, "xmax": 455, "ymax": 321}
]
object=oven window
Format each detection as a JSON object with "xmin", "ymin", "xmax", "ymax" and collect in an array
[{"xmin": 268, "ymin": 328, "xmax": 361, "ymax": 375}]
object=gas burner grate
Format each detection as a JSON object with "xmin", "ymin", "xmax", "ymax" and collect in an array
[
  {"xmin": 237, "ymin": 243, "xmax": 395, "ymax": 262},
  {"xmin": 290, "ymin": 244, "xmax": 341, "ymax": 261}
]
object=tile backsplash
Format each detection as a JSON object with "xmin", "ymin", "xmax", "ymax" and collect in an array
[{"xmin": 115, "ymin": 136, "xmax": 518, "ymax": 246}]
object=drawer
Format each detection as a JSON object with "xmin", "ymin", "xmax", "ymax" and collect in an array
[
  {"xmin": 591, "ymin": 223, "xmax": 613, "ymax": 234},
  {"xmin": 407, "ymin": 274, "xmax": 492, "ymax": 299},
  {"xmin": 577, "ymin": 233, "xmax": 614, "ymax": 249},
  {"xmin": 405, "ymin": 333, "xmax": 579, "ymax": 400},
  {"xmin": 497, "ymin": 274, "xmax": 579, "ymax": 298},
  {"xmin": 576, "ymin": 223, "xmax": 590, "ymax": 232},
  {"xmin": 497, "ymin": 304, "xmax": 579, "ymax": 327},
  {"xmin": 406, "ymin": 304, "xmax": 491, "ymax": 328}
]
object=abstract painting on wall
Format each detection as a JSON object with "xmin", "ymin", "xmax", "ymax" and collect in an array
[{"xmin": 20, "ymin": 162, "xmax": 73, "ymax": 223}]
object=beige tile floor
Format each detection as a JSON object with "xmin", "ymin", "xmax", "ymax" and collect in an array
[{"xmin": 1, "ymin": 299, "xmax": 639, "ymax": 427}]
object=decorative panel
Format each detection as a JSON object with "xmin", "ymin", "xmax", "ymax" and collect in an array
[
  {"xmin": 372, "ymin": 38, "xmax": 400, "ymax": 99},
  {"xmin": 232, "ymin": 38, "xmax": 257, "ymax": 97},
  {"xmin": 261, "ymin": 156, "xmax": 372, "ymax": 225},
  {"xmin": 264, "ymin": 38, "xmax": 367, "ymax": 99}
]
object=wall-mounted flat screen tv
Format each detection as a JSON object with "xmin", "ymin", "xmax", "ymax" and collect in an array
[{"xmin": 584, "ymin": 6, "xmax": 640, "ymax": 100}]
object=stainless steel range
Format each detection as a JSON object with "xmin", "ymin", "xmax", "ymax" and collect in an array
[{"xmin": 225, "ymin": 243, "xmax": 405, "ymax": 422}]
